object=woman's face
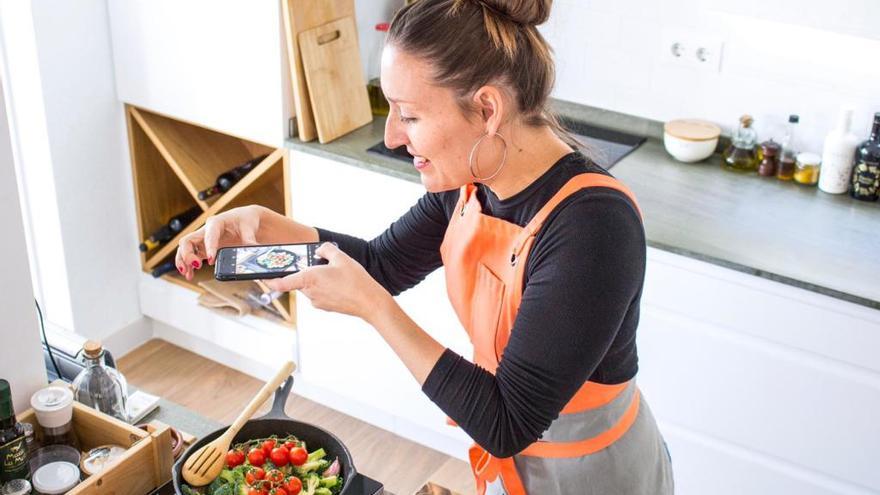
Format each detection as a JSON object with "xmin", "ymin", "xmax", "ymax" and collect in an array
[{"xmin": 381, "ymin": 44, "xmax": 484, "ymax": 193}]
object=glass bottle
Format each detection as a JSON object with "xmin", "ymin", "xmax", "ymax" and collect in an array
[
  {"xmin": 850, "ymin": 112, "xmax": 880, "ymax": 201},
  {"xmin": 72, "ymin": 342, "xmax": 130, "ymax": 423},
  {"xmin": 723, "ymin": 114, "xmax": 759, "ymax": 172},
  {"xmin": 794, "ymin": 152, "xmax": 821, "ymax": 185},
  {"xmin": 777, "ymin": 114, "xmax": 800, "ymax": 180},
  {"xmin": 757, "ymin": 140, "xmax": 781, "ymax": 177},
  {"xmin": 0, "ymin": 380, "xmax": 29, "ymax": 483},
  {"xmin": 367, "ymin": 22, "xmax": 390, "ymax": 116}
]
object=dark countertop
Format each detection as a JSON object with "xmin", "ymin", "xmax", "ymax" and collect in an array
[{"xmin": 286, "ymin": 102, "xmax": 880, "ymax": 310}]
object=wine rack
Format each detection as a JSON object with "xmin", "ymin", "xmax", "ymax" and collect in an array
[{"xmin": 125, "ymin": 105, "xmax": 294, "ymax": 326}]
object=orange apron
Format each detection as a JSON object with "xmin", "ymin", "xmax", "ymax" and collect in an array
[{"xmin": 439, "ymin": 173, "xmax": 666, "ymax": 494}]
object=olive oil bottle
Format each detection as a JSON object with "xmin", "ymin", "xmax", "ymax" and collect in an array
[
  {"xmin": 723, "ymin": 115, "xmax": 759, "ymax": 172},
  {"xmin": 0, "ymin": 380, "xmax": 29, "ymax": 482}
]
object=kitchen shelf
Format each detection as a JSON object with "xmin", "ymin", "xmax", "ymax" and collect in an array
[{"xmin": 126, "ymin": 105, "xmax": 294, "ymax": 327}]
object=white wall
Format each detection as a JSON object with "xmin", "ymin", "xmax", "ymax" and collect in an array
[
  {"xmin": 0, "ymin": 0, "xmax": 144, "ymax": 344},
  {"xmin": 0, "ymin": 51, "xmax": 48, "ymax": 414},
  {"xmin": 542, "ymin": 0, "xmax": 880, "ymax": 152}
]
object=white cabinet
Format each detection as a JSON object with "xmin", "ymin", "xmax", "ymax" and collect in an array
[
  {"xmin": 288, "ymin": 150, "xmax": 880, "ymax": 488},
  {"xmin": 288, "ymin": 150, "xmax": 473, "ymax": 459},
  {"xmin": 107, "ymin": 0, "xmax": 290, "ymax": 146},
  {"xmin": 638, "ymin": 248, "xmax": 880, "ymax": 495}
]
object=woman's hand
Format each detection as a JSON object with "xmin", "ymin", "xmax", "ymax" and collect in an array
[
  {"xmin": 175, "ymin": 205, "xmax": 264, "ymax": 280},
  {"xmin": 263, "ymin": 243, "xmax": 392, "ymax": 322}
]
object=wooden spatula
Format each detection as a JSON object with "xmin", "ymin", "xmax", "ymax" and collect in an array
[{"xmin": 182, "ymin": 360, "xmax": 296, "ymax": 486}]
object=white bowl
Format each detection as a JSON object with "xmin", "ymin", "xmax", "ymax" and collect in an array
[
  {"xmin": 663, "ymin": 133, "xmax": 718, "ymax": 162},
  {"xmin": 663, "ymin": 119, "xmax": 721, "ymax": 163}
]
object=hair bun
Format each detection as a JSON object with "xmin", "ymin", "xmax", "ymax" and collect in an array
[{"xmin": 479, "ymin": 0, "xmax": 551, "ymax": 27}]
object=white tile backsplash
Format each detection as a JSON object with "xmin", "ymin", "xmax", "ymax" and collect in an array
[{"xmin": 542, "ymin": 0, "xmax": 880, "ymax": 152}]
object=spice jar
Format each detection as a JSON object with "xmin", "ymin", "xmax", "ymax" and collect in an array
[
  {"xmin": 794, "ymin": 152, "xmax": 821, "ymax": 185},
  {"xmin": 758, "ymin": 140, "xmax": 781, "ymax": 177}
]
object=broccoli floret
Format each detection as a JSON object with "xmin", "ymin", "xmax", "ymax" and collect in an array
[
  {"xmin": 320, "ymin": 476, "xmax": 339, "ymax": 488},
  {"xmin": 294, "ymin": 459, "xmax": 329, "ymax": 476},
  {"xmin": 307, "ymin": 448, "xmax": 326, "ymax": 462},
  {"xmin": 302, "ymin": 474, "xmax": 322, "ymax": 495}
]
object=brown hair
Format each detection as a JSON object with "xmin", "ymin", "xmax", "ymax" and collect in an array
[{"xmin": 388, "ymin": 0, "xmax": 580, "ymax": 149}]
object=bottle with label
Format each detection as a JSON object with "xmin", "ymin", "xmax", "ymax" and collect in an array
[
  {"xmin": 723, "ymin": 114, "xmax": 759, "ymax": 172},
  {"xmin": 197, "ymin": 154, "xmax": 270, "ymax": 201},
  {"xmin": 850, "ymin": 112, "xmax": 880, "ymax": 201},
  {"xmin": 367, "ymin": 23, "xmax": 390, "ymax": 117},
  {"xmin": 777, "ymin": 114, "xmax": 800, "ymax": 181},
  {"xmin": 819, "ymin": 108, "xmax": 860, "ymax": 194},
  {"xmin": 139, "ymin": 205, "xmax": 202, "ymax": 252},
  {"xmin": 71, "ymin": 341, "xmax": 130, "ymax": 423},
  {"xmin": 0, "ymin": 380, "xmax": 29, "ymax": 483}
]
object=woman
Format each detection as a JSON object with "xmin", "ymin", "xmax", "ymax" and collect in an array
[{"xmin": 176, "ymin": 0, "xmax": 673, "ymax": 493}]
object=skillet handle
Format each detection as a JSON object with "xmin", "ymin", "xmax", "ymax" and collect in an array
[{"xmin": 258, "ymin": 375, "xmax": 295, "ymax": 420}]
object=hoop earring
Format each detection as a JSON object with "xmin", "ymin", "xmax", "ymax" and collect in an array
[{"xmin": 469, "ymin": 132, "xmax": 508, "ymax": 181}]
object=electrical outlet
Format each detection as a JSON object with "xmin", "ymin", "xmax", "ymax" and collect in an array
[{"xmin": 660, "ymin": 27, "xmax": 724, "ymax": 72}]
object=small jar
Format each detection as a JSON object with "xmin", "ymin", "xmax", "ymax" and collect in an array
[
  {"xmin": 794, "ymin": 152, "xmax": 821, "ymax": 185},
  {"xmin": 30, "ymin": 387, "xmax": 78, "ymax": 450},
  {"xmin": 1, "ymin": 479, "xmax": 32, "ymax": 495},
  {"xmin": 758, "ymin": 140, "xmax": 781, "ymax": 177}
]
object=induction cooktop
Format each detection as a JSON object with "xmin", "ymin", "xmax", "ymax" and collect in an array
[{"xmin": 367, "ymin": 117, "xmax": 645, "ymax": 170}]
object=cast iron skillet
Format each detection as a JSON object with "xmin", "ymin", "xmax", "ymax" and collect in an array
[{"xmin": 172, "ymin": 377, "xmax": 356, "ymax": 494}]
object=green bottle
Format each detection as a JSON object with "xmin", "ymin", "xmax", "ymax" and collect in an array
[{"xmin": 0, "ymin": 379, "xmax": 29, "ymax": 482}]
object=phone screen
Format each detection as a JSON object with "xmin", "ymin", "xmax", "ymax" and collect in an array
[{"xmin": 214, "ymin": 243, "xmax": 326, "ymax": 280}]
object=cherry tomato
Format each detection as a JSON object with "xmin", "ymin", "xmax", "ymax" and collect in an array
[
  {"xmin": 283, "ymin": 441, "xmax": 297, "ymax": 450},
  {"xmin": 266, "ymin": 469, "xmax": 285, "ymax": 484},
  {"xmin": 261, "ymin": 439, "xmax": 277, "ymax": 457},
  {"xmin": 226, "ymin": 449, "xmax": 245, "ymax": 468},
  {"xmin": 246, "ymin": 467, "xmax": 266, "ymax": 485},
  {"xmin": 287, "ymin": 447, "xmax": 308, "ymax": 466},
  {"xmin": 248, "ymin": 448, "xmax": 266, "ymax": 467},
  {"xmin": 269, "ymin": 488, "xmax": 288, "ymax": 495},
  {"xmin": 248, "ymin": 489, "xmax": 268, "ymax": 495},
  {"xmin": 269, "ymin": 446, "xmax": 290, "ymax": 467},
  {"xmin": 284, "ymin": 477, "xmax": 303, "ymax": 495}
]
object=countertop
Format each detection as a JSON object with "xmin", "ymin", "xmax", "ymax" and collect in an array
[{"xmin": 286, "ymin": 102, "xmax": 880, "ymax": 310}]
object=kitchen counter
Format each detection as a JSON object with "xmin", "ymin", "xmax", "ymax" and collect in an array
[{"xmin": 286, "ymin": 102, "xmax": 880, "ymax": 310}]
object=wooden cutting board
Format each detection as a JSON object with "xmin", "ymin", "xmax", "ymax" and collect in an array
[
  {"xmin": 282, "ymin": 0, "xmax": 355, "ymax": 142},
  {"xmin": 298, "ymin": 15, "xmax": 373, "ymax": 144}
]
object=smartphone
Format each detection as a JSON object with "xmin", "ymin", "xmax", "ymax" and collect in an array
[{"xmin": 214, "ymin": 242, "xmax": 329, "ymax": 281}]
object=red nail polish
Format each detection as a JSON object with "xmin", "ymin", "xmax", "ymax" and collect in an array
[
  {"xmin": 177, "ymin": 266, "xmax": 184, "ymax": 274},
  {"xmin": 192, "ymin": 260, "xmax": 200, "ymax": 269},
  {"xmin": 207, "ymin": 256, "xmax": 214, "ymax": 265}
]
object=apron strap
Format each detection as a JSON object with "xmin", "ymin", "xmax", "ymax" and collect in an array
[{"xmin": 512, "ymin": 174, "xmax": 643, "ymax": 260}]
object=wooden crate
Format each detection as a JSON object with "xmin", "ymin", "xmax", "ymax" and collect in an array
[
  {"xmin": 125, "ymin": 104, "xmax": 295, "ymax": 325},
  {"xmin": 17, "ymin": 400, "xmax": 173, "ymax": 494}
]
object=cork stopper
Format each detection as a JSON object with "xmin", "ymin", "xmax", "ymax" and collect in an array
[
  {"xmin": 83, "ymin": 340, "xmax": 104, "ymax": 359},
  {"xmin": 739, "ymin": 114, "xmax": 754, "ymax": 128}
]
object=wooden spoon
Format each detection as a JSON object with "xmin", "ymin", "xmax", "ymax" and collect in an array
[{"xmin": 182, "ymin": 360, "xmax": 296, "ymax": 486}]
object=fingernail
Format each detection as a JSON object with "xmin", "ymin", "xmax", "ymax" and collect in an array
[
  {"xmin": 177, "ymin": 266, "xmax": 184, "ymax": 274},
  {"xmin": 192, "ymin": 260, "xmax": 200, "ymax": 269},
  {"xmin": 207, "ymin": 256, "xmax": 214, "ymax": 265}
]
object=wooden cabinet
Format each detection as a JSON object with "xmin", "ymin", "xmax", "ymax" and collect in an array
[{"xmin": 127, "ymin": 105, "xmax": 294, "ymax": 325}]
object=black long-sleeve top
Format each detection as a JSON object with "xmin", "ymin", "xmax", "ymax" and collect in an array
[{"xmin": 316, "ymin": 151, "xmax": 646, "ymax": 458}]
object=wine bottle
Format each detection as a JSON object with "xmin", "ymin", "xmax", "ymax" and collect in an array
[
  {"xmin": 139, "ymin": 205, "xmax": 202, "ymax": 252},
  {"xmin": 197, "ymin": 154, "xmax": 270, "ymax": 200},
  {"xmin": 850, "ymin": 112, "xmax": 880, "ymax": 201},
  {"xmin": 818, "ymin": 108, "xmax": 859, "ymax": 194},
  {"xmin": 0, "ymin": 380, "xmax": 29, "ymax": 482},
  {"xmin": 151, "ymin": 260, "xmax": 178, "ymax": 278}
]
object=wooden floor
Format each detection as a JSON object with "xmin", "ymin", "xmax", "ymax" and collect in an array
[{"xmin": 118, "ymin": 339, "xmax": 475, "ymax": 495}]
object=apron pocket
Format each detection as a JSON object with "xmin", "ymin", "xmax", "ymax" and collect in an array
[{"xmin": 471, "ymin": 263, "xmax": 506, "ymax": 366}]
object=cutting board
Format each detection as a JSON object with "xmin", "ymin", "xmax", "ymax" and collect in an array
[
  {"xmin": 282, "ymin": 0, "xmax": 355, "ymax": 142},
  {"xmin": 298, "ymin": 15, "xmax": 373, "ymax": 144}
]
